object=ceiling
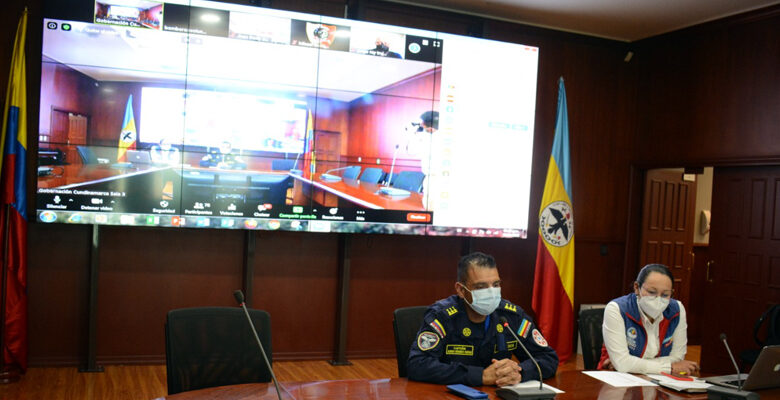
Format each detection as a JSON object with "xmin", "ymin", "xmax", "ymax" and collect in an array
[{"xmin": 388, "ymin": 0, "xmax": 780, "ymax": 42}]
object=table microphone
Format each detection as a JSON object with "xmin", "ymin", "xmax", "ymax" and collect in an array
[
  {"xmin": 320, "ymin": 166, "xmax": 352, "ymax": 182},
  {"xmin": 233, "ymin": 290, "xmax": 284, "ymax": 400},
  {"xmin": 495, "ymin": 317, "xmax": 555, "ymax": 400},
  {"xmin": 705, "ymin": 333, "xmax": 758, "ymax": 400},
  {"xmin": 376, "ymin": 144, "xmax": 410, "ymax": 197}
]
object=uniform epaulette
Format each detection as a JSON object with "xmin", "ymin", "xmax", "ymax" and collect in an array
[{"xmin": 500, "ymin": 300, "xmax": 519, "ymax": 314}]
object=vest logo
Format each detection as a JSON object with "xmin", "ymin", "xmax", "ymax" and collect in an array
[
  {"xmin": 462, "ymin": 327, "xmax": 471, "ymax": 337},
  {"xmin": 626, "ymin": 327, "xmax": 638, "ymax": 350},
  {"xmin": 445, "ymin": 344, "xmax": 474, "ymax": 356},
  {"xmin": 540, "ymin": 200, "xmax": 574, "ymax": 247},
  {"xmin": 417, "ymin": 331, "xmax": 439, "ymax": 351},
  {"xmin": 446, "ymin": 306, "xmax": 458, "ymax": 316},
  {"xmin": 504, "ymin": 303, "xmax": 517, "ymax": 312}
]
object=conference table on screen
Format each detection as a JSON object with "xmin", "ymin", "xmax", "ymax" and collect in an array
[
  {"xmin": 38, "ymin": 166, "xmax": 427, "ymax": 212},
  {"xmin": 156, "ymin": 370, "xmax": 780, "ymax": 400},
  {"xmin": 290, "ymin": 173, "xmax": 426, "ymax": 211}
]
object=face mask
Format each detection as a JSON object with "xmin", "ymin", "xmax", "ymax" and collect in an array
[
  {"xmin": 462, "ymin": 286, "xmax": 501, "ymax": 316},
  {"xmin": 638, "ymin": 294, "xmax": 669, "ymax": 319}
]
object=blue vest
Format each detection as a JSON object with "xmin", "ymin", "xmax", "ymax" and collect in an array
[{"xmin": 614, "ymin": 293, "xmax": 680, "ymax": 357}]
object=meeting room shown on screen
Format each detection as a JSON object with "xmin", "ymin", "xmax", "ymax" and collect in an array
[{"xmin": 35, "ymin": 0, "xmax": 539, "ymax": 239}]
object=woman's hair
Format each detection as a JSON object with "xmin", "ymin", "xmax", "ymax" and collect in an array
[{"xmin": 636, "ymin": 263, "xmax": 674, "ymax": 286}]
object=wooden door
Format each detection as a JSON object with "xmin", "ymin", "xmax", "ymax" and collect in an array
[
  {"xmin": 50, "ymin": 109, "xmax": 88, "ymax": 164},
  {"xmin": 700, "ymin": 166, "xmax": 780, "ymax": 373},
  {"xmin": 639, "ymin": 169, "xmax": 697, "ymax": 309}
]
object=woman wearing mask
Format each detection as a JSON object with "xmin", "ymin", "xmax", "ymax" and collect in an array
[{"xmin": 599, "ymin": 264, "xmax": 699, "ymax": 376}]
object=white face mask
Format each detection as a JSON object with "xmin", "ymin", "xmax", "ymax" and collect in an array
[
  {"xmin": 638, "ymin": 295, "xmax": 669, "ymax": 320},
  {"xmin": 462, "ymin": 286, "xmax": 501, "ymax": 316}
]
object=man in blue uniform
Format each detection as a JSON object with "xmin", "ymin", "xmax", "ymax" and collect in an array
[{"xmin": 408, "ymin": 252, "xmax": 558, "ymax": 386}]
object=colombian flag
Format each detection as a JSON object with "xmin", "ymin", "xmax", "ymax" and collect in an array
[
  {"xmin": 0, "ymin": 8, "xmax": 29, "ymax": 372},
  {"xmin": 532, "ymin": 78, "xmax": 575, "ymax": 362},
  {"xmin": 303, "ymin": 109, "xmax": 315, "ymax": 178},
  {"xmin": 116, "ymin": 94, "xmax": 137, "ymax": 162}
]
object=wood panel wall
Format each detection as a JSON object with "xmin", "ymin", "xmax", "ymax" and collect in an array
[
  {"xmin": 7, "ymin": 0, "xmax": 778, "ymax": 366},
  {"xmin": 633, "ymin": 6, "xmax": 780, "ymax": 166},
  {"xmin": 346, "ymin": 68, "xmax": 440, "ymax": 169},
  {"xmin": 38, "ymin": 62, "xmax": 96, "ymax": 137}
]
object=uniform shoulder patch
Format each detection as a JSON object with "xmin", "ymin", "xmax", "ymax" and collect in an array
[
  {"xmin": 517, "ymin": 318, "xmax": 532, "ymax": 338},
  {"xmin": 417, "ymin": 331, "xmax": 440, "ymax": 351},
  {"xmin": 532, "ymin": 328, "xmax": 548, "ymax": 347},
  {"xmin": 429, "ymin": 319, "xmax": 446, "ymax": 338}
]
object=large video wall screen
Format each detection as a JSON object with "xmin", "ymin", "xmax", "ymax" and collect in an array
[{"xmin": 36, "ymin": 0, "xmax": 539, "ymax": 238}]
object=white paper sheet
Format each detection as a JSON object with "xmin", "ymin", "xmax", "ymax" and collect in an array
[
  {"xmin": 582, "ymin": 371, "xmax": 659, "ymax": 387},
  {"xmin": 500, "ymin": 380, "xmax": 564, "ymax": 393}
]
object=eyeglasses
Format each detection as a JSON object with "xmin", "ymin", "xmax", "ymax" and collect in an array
[{"xmin": 641, "ymin": 285, "xmax": 673, "ymax": 299}]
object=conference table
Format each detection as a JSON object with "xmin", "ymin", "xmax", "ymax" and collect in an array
[
  {"xmin": 156, "ymin": 370, "xmax": 780, "ymax": 399},
  {"xmin": 290, "ymin": 173, "xmax": 427, "ymax": 211}
]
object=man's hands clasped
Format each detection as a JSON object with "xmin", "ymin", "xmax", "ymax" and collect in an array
[{"xmin": 482, "ymin": 358, "xmax": 522, "ymax": 386}]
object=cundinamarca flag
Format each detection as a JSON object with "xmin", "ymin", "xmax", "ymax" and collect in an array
[{"xmin": 532, "ymin": 77, "xmax": 575, "ymax": 362}]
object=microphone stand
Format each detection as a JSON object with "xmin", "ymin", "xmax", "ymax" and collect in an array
[
  {"xmin": 495, "ymin": 317, "xmax": 555, "ymax": 400},
  {"xmin": 706, "ymin": 333, "xmax": 758, "ymax": 400},
  {"xmin": 233, "ymin": 290, "xmax": 283, "ymax": 400},
  {"xmin": 376, "ymin": 144, "xmax": 410, "ymax": 197}
]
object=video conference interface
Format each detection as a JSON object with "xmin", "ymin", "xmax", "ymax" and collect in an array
[{"xmin": 36, "ymin": 0, "xmax": 539, "ymax": 238}]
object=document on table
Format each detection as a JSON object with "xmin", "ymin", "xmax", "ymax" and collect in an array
[
  {"xmin": 500, "ymin": 380, "xmax": 564, "ymax": 393},
  {"xmin": 582, "ymin": 371, "xmax": 658, "ymax": 387},
  {"xmin": 645, "ymin": 374, "xmax": 712, "ymax": 393}
]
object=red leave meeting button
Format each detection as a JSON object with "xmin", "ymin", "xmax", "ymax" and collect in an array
[{"xmin": 406, "ymin": 213, "xmax": 431, "ymax": 222}]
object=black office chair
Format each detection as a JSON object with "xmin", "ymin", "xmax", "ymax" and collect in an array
[
  {"xmin": 739, "ymin": 304, "xmax": 780, "ymax": 367},
  {"xmin": 165, "ymin": 307, "xmax": 273, "ymax": 395},
  {"xmin": 392, "ymin": 306, "xmax": 428, "ymax": 378},
  {"xmin": 578, "ymin": 307, "xmax": 605, "ymax": 370},
  {"xmin": 342, "ymin": 165, "xmax": 361, "ymax": 180},
  {"xmin": 391, "ymin": 171, "xmax": 425, "ymax": 192},
  {"xmin": 359, "ymin": 167, "xmax": 385, "ymax": 184},
  {"xmin": 76, "ymin": 145, "xmax": 98, "ymax": 164}
]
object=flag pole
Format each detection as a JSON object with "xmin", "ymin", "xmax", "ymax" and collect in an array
[{"xmin": 0, "ymin": 204, "xmax": 20, "ymax": 383}]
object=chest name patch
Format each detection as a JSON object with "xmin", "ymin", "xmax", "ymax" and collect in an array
[{"xmin": 445, "ymin": 344, "xmax": 474, "ymax": 356}]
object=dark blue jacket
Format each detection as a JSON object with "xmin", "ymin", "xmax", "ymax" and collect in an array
[{"xmin": 407, "ymin": 295, "xmax": 558, "ymax": 386}]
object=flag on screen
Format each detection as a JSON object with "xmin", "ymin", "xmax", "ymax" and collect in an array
[
  {"xmin": 116, "ymin": 94, "xmax": 137, "ymax": 162},
  {"xmin": 532, "ymin": 77, "xmax": 575, "ymax": 363},
  {"xmin": 305, "ymin": 109, "xmax": 316, "ymax": 177},
  {"xmin": 0, "ymin": 8, "xmax": 29, "ymax": 372}
]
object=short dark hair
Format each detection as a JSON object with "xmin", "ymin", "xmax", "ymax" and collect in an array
[
  {"xmin": 636, "ymin": 263, "xmax": 674, "ymax": 286},
  {"xmin": 457, "ymin": 252, "xmax": 496, "ymax": 283},
  {"xmin": 420, "ymin": 110, "xmax": 439, "ymax": 130}
]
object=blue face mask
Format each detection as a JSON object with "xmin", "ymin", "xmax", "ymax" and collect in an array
[{"xmin": 462, "ymin": 286, "xmax": 501, "ymax": 316}]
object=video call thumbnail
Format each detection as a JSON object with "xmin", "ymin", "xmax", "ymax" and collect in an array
[{"xmin": 95, "ymin": 0, "xmax": 163, "ymax": 30}]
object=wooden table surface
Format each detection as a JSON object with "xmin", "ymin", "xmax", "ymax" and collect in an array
[{"xmin": 157, "ymin": 370, "xmax": 780, "ymax": 399}]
